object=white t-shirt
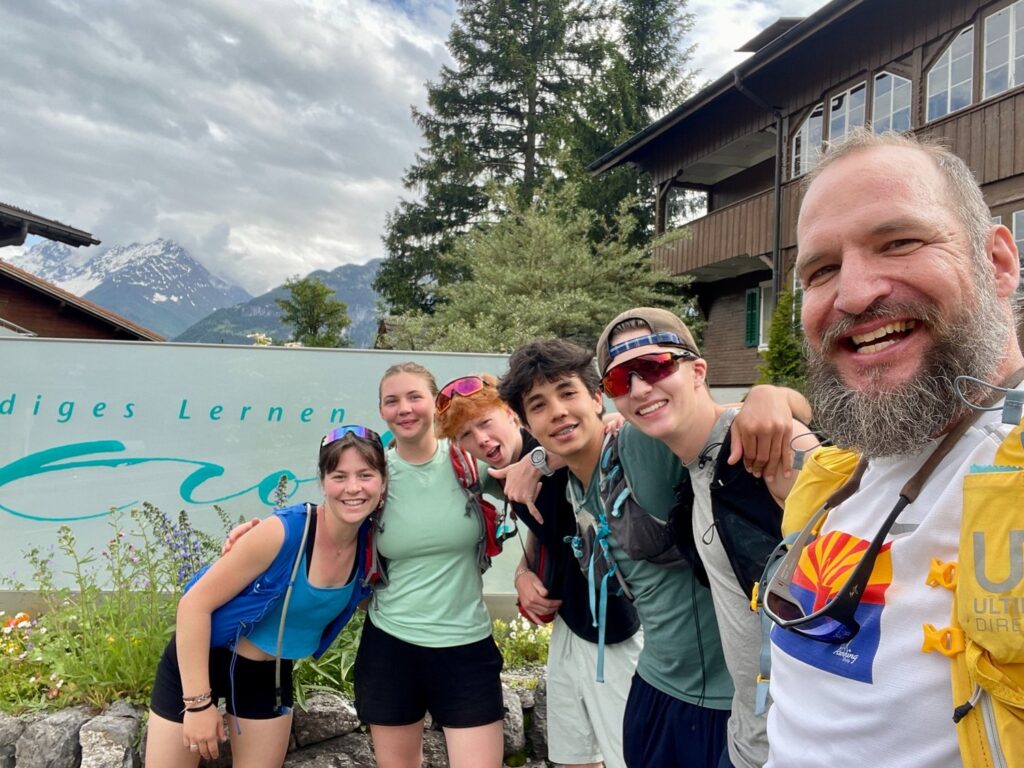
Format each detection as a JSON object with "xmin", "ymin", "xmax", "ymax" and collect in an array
[{"xmin": 766, "ymin": 400, "xmax": 1018, "ymax": 767}]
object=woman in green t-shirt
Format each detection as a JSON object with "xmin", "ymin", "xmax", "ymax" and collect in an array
[{"xmin": 353, "ymin": 362, "xmax": 504, "ymax": 768}]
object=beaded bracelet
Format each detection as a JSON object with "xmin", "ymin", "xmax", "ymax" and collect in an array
[{"xmin": 182, "ymin": 690, "xmax": 212, "ymax": 705}]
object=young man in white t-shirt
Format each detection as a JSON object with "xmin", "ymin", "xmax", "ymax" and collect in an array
[{"xmin": 765, "ymin": 130, "xmax": 1024, "ymax": 766}]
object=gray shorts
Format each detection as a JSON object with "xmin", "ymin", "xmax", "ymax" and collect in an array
[{"xmin": 545, "ymin": 615, "xmax": 642, "ymax": 768}]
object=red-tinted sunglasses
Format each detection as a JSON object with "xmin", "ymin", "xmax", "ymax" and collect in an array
[
  {"xmin": 601, "ymin": 352, "xmax": 695, "ymax": 398},
  {"xmin": 436, "ymin": 376, "xmax": 491, "ymax": 414}
]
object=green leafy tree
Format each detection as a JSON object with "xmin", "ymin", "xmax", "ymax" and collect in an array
[
  {"xmin": 375, "ymin": 0, "xmax": 608, "ymax": 314},
  {"xmin": 758, "ymin": 289, "xmax": 807, "ymax": 391},
  {"xmin": 563, "ymin": 0, "xmax": 697, "ymax": 241},
  {"xmin": 380, "ymin": 184, "xmax": 696, "ymax": 353},
  {"xmin": 275, "ymin": 276, "xmax": 351, "ymax": 348}
]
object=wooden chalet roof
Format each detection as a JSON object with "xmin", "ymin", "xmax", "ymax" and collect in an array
[
  {"xmin": 0, "ymin": 258, "xmax": 164, "ymax": 341},
  {"xmin": 0, "ymin": 202, "xmax": 101, "ymax": 247},
  {"xmin": 588, "ymin": 0, "xmax": 864, "ymax": 174}
]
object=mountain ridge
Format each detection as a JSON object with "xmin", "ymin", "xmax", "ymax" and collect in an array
[{"xmin": 8, "ymin": 238, "xmax": 252, "ymax": 337}]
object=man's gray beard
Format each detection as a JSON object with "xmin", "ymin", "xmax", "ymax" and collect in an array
[{"xmin": 806, "ymin": 287, "xmax": 1008, "ymax": 458}]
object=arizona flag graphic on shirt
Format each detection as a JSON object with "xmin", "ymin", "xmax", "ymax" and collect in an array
[{"xmin": 772, "ymin": 530, "xmax": 893, "ymax": 683}]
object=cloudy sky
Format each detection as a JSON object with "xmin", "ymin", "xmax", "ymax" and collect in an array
[{"xmin": 0, "ymin": 0, "xmax": 825, "ymax": 295}]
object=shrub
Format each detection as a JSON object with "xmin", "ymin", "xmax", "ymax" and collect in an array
[
  {"xmin": 492, "ymin": 615, "xmax": 551, "ymax": 669},
  {"xmin": 0, "ymin": 505, "xmax": 234, "ymax": 713},
  {"xmin": 758, "ymin": 288, "xmax": 807, "ymax": 392}
]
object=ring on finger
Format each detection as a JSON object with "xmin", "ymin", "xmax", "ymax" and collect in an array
[{"xmin": 189, "ymin": 744, "xmax": 199, "ymax": 752}]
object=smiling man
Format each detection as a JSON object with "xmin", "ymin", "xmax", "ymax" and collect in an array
[
  {"xmin": 434, "ymin": 373, "xmax": 641, "ymax": 768},
  {"xmin": 765, "ymin": 130, "xmax": 1024, "ymax": 767},
  {"xmin": 499, "ymin": 339, "xmax": 808, "ymax": 768},
  {"xmin": 594, "ymin": 308, "xmax": 816, "ymax": 768}
]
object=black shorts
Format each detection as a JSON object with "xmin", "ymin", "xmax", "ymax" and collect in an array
[
  {"xmin": 353, "ymin": 615, "xmax": 504, "ymax": 728},
  {"xmin": 150, "ymin": 634, "xmax": 294, "ymax": 722}
]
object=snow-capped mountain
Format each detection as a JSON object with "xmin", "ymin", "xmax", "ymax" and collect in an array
[
  {"xmin": 6, "ymin": 240, "xmax": 95, "ymax": 291},
  {"xmin": 8, "ymin": 238, "xmax": 251, "ymax": 337}
]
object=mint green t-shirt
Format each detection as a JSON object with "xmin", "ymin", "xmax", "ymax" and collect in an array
[
  {"xmin": 368, "ymin": 439, "xmax": 492, "ymax": 647},
  {"xmin": 568, "ymin": 424, "xmax": 733, "ymax": 709}
]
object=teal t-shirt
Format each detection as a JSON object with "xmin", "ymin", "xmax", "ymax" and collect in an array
[
  {"xmin": 369, "ymin": 439, "xmax": 492, "ymax": 647},
  {"xmin": 568, "ymin": 424, "xmax": 733, "ymax": 709}
]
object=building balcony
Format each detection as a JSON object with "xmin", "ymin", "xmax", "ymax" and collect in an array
[{"xmin": 654, "ymin": 181, "xmax": 804, "ymax": 282}]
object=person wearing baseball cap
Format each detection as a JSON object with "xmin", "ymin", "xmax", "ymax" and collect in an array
[
  {"xmin": 499, "ymin": 330, "xmax": 810, "ymax": 768},
  {"xmin": 597, "ymin": 307, "xmax": 815, "ymax": 768}
]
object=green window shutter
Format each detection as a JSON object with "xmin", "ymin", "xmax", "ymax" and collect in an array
[{"xmin": 744, "ymin": 288, "xmax": 760, "ymax": 347}]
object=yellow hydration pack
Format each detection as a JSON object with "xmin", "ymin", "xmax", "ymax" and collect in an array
[{"xmin": 781, "ymin": 426, "xmax": 1024, "ymax": 768}]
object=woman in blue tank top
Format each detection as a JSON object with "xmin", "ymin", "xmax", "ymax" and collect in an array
[{"xmin": 144, "ymin": 426, "xmax": 385, "ymax": 767}]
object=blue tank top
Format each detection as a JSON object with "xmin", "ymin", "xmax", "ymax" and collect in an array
[{"xmin": 246, "ymin": 551, "xmax": 357, "ymax": 659}]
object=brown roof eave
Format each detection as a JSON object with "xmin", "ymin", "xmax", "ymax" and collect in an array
[
  {"xmin": 0, "ymin": 203, "xmax": 101, "ymax": 247},
  {"xmin": 587, "ymin": 0, "xmax": 865, "ymax": 176},
  {"xmin": 0, "ymin": 261, "xmax": 163, "ymax": 341}
]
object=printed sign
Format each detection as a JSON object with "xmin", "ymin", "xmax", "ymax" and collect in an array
[{"xmin": 0, "ymin": 337, "xmax": 515, "ymax": 591}]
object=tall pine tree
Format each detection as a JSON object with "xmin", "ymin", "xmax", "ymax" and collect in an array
[
  {"xmin": 375, "ymin": 0, "xmax": 607, "ymax": 314},
  {"xmin": 564, "ymin": 0, "xmax": 696, "ymax": 242},
  {"xmin": 375, "ymin": 0, "xmax": 697, "ymax": 316}
]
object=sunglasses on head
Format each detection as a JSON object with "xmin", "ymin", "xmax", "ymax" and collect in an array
[
  {"xmin": 435, "ymin": 376, "xmax": 491, "ymax": 414},
  {"xmin": 601, "ymin": 351, "xmax": 696, "ymax": 398},
  {"xmin": 320, "ymin": 424, "xmax": 383, "ymax": 451}
]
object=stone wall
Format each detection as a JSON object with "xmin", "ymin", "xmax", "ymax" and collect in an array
[{"xmin": 0, "ymin": 678, "xmax": 551, "ymax": 768}]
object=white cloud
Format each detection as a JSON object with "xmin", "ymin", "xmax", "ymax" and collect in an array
[
  {"xmin": 686, "ymin": 0, "xmax": 830, "ymax": 84},
  {"xmin": 0, "ymin": 0, "xmax": 828, "ymax": 295},
  {"xmin": 0, "ymin": 0, "xmax": 453, "ymax": 294}
]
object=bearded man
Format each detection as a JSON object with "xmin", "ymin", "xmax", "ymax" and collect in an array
[{"xmin": 763, "ymin": 129, "xmax": 1024, "ymax": 767}]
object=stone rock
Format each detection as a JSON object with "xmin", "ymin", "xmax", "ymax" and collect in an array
[
  {"xmin": 292, "ymin": 694, "xmax": 361, "ymax": 748},
  {"xmin": 0, "ymin": 713, "xmax": 25, "ymax": 768},
  {"xmin": 283, "ymin": 732, "xmax": 376, "ymax": 767},
  {"xmin": 421, "ymin": 729, "xmax": 448, "ymax": 768},
  {"xmin": 528, "ymin": 678, "xmax": 547, "ymax": 762},
  {"xmin": 79, "ymin": 712, "xmax": 141, "ymax": 768},
  {"xmin": 0, "ymin": 713, "xmax": 25, "ymax": 747},
  {"xmin": 516, "ymin": 685, "xmax": 535, "ymax": 711},
  {"xmin": 102, "ymin": 701, "xmax": 142, "ymax": 720},
  {"xmin": 16, "ymin": 707, "xmax": 93, "ymax": 768},
  {"xmin": 501, "ymin": 683, "xmax": 525, "ymax": 758}
]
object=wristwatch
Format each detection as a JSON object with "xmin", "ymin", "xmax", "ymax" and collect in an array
[{"xmin": 529, "ymin": 446, "xmax": 553, "ymax": 476}]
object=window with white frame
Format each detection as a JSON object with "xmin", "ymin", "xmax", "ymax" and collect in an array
[
  {"xmin": 829, "ymin": 82, "xmax": 866, "ymax": 141},
  {"xmin": 984, "ymin": 1, "xmax": 1024, "ymax": 98},
  {"xmin": 744, "ymin": 284, "xmax": 773, "ymax": 349},
  {"xmin": 791, "ymin": 270, "xmax": 804, "ymax": 324},
  {"xmin": 1013, "ymin": 209, "xmax": 1024, "ymax": 255},
  {"xmin": 1012, "ymin": 210, "xmax": 1024, "ymax": 289},
  {"xmin": 759, "ymin": 284, "xmax": 772, "ymax": 349},
  {"xmin": 927, "ymin": 27, "xmax": 975, "ymax": 121},
  {"xmin": 792, "ymin": 103, "xmax": 824, "ymax": 177},
  {"xmin": 872, "ymin": 72, "xmax": 912, "ymax": 133}
]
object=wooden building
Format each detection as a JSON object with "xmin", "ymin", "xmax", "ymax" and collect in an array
[
  {"xmin": 0, "ymin": 260, "xmax": 163, "ymax": 340},
  {"xmin": 593, "ymin": 0, "xmax": 1024, "ymax": 388},
  {"xmin": 0, "ymin": 203, "xmax": 161, "ymax": 340}
]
